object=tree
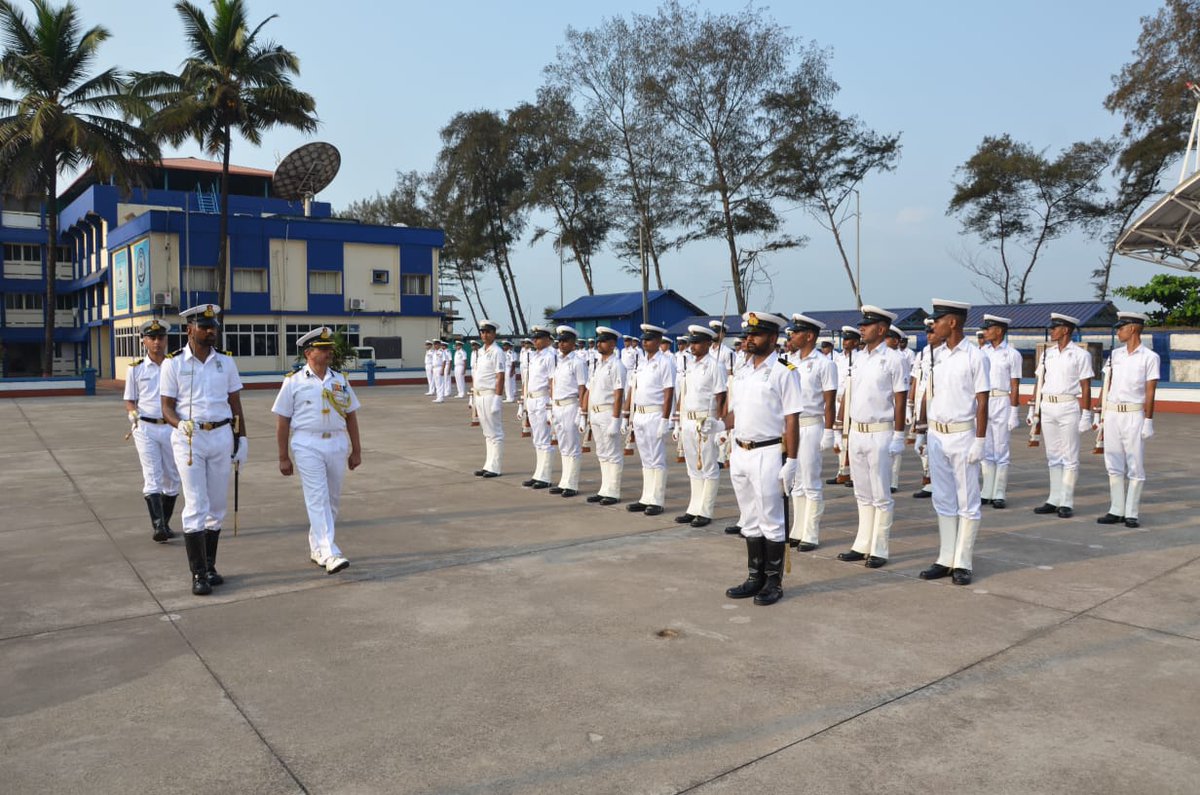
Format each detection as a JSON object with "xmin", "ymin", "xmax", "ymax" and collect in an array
[
  {"xmin": 340, "ymin": 170, "xmax": 432, "ymax": 228},
  {"xmin": 947, "ymin": 134, "xmax": 1114, "ymax": 304},
  {"xmin": 766, "ymin": 52, "xmax": 901, "ymax": 306},
  {"xmin": 0, "ymin": 0, "xmax": 159, "ymax": 376},
  {"xmin": 134, "ymin": 0, "xmax": 317, "ymax": 308},
  {"xmin": 1114, "ymin": 274, "xmax": 1200, "ymax": 326}
]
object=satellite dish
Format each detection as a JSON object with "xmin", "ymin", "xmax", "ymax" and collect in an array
[{"xmin": 273, "ymin": 141, "xmax": 341, "ymax": 216}]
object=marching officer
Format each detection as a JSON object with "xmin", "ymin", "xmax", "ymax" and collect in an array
[
  {"xmin": 124, "ymin": 318, "xmax": 181, "ymax": 543},
  {"xmin": 1029, "ymin": 313, "xmax": 1094, "ymax": 518},
  {"xmin": 1096, "ymin": 311, "xmax": 1159, "ymax": 528},
  {"xmin": 520, "ymin": 326, "xmax": 558, "ymax": 489},
  {"xmin": 915, "ymin": 300, "xmax": 989, "ymax": 586},
  {"xmin": 549, "ymin": 326, "xmax": 589, "ymax": 497},
  {"xmin": 584, "ymin": 326, "xmax": 627, "ymax": 505},
  {"xmin": 623, "ymin": 324, "xmax": 676, "ymax": 516},
  {"xmin": 721, "ymin": 311, "xmax": 802, "ymax": 606},
  {"xmin": 160, "ymin": 304, "xmax": 247, "ymax": 596},
  {"xmin": 784, "ymin": 313, "xmax": 837, "ymax": 551},
  {"xmin": 271, "ymin": 327, "xmax": 362, "ymax": 575},
  {"xmin": 979, "ymin": 314, "xmax": 1023, "ymax": 509},
  {"xmin": 470, "ymin": 320, "xmax": 506, "ymax": 478},
  {"xmin": 836, "ymin": 306, "xmax": 908, "ymax": 569},
  {"xmin": 672, "ymin": 324, "xmax": 728, "ymax": 528},
  {"xmin": 827, "ymin": 325, "xmax": 861, "ymax": 486}
]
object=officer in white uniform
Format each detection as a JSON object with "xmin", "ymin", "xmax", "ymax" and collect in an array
[
  {"xmin": 423, "ymin": 341, "xmax": 435, "ymax": 395},
  {"xmin": 911, "ymin": 317, "xmax": 939, "ymax": 499},
  {"xmin": 886, "ymin": 325, "xmax": 913, "ymax": 493},
  {"xmin": 521, "ymin": 326, "xmax": 558, "ymax": 488},
  {"xmin": 271, "ymin": 327, "xmax": 362, "ymax": 574},
  {"xmin": 470, "ymin": 320, "xmax": 506, "ymax": 478},
  {"xmin": 672, "ymin": 325, "xmax": 728, "ymax": 528},
  {"xmin": 784, "ymin": 314, "xmax": 837, "ymax": 551},
  {"xmin": 549, "ymin": 325, "xmax": 589, "ymax": 497},
  {"xmin": 453, "ymin": 341, "xmax": 468, "ymax": 398},
  {"xmin": 721, "ymin": 311, "xmax": 802, "ymax": 606},
  {"xmin": 623, "ymin": 324, "xmax": 676, "ymax": 516},
  {"xmin": 502, "ymin": 341, "xmax": 518, "ymax": 402},
  {"xmin": 621, "ymin": 334, "xmax": 644, "ymax": 373},
  {"xmin": 915, "ymin": 300, "xmax": 989, "ymax": 586},
  {"xmin": 836, "ymin": 306, "xmax": 908, "ymax": 568},
  {"xmin": 124, "ymin": 318, "xmax": 181, "ymax": 543},
  {"xmin": 1096, "ymin": 311, "xmax": 1159, "ymax": 528},
  {"xmin": 828, "ymin": 326, "xmax": 862, "ymax": 486},
  {"xmin": 160, "ymin": 304, "xmax": 247, "ymax": 596},
  {"xmin": 584, "ymin": 326, "xmax": 627, "ymax": 505},
  {"xmin": 980, "ymin": 314, "xmax": 1023, "ymax": 508},
  {"xmin": 1029, "ymin": 313, "xmax": 1094, "ymax": 518}
]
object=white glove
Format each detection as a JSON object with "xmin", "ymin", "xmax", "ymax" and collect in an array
[
  {"xmin": 178, "ymin": 419, "xmax": 194, "ymax": 437},
  {"xmin": 516, "ymin": 403, "xmax": 526, "ymax": 420},
  {"xmin": 779, "ymin": 457, "xmax": 798, "ymax": 491},
  {"xmin": 661, "ymin": 417, "xmax": 673, "ymax": 438},
  {"xmin": 1141, "ymin": 418, "xmax": 1154, "ymax": 439},
  {"xmin": 232, "ymin": 437, "xmax": 249, "ymax": 465},
  {"xmin": 1077, "ymin": 410, "xmax": 1093, "ymax": 434},
  {"xmin": 820, "ymin": 428, "xmax": 836, "ymax": 451},
  {"xmin": 905, "ymin": 401, "xmax": 914, "ymax": 426},
  {"xmin": 1026, "ymin": 406, "xmax": 1036, "ymax": 426},
  {"xmin": 491, "ymin": 395, "xmax": 503, "ymax": 413},
  {"xmin": 127, "ymin": 410, "xmax": 138, "ymax": 423},
  {"xmin": 915, "ymin": 433, "xmax": 927, "ymax": 456},
  {"xmin": 888, "ymin": 431, "xmax": 906, "ymax": 455},
  {"xmin": 670, "ymin": 420, "xmax": 680, "ymax": 442},
  {"xmin": 577, "ymin": 414, "xmax": 588, "ymax": 434},
  {"xmin": 1008, "ymin": 405, "xmax": 1021, "ymax": 431},
  {"xmin": 620, "ymin": 418, "xmax": 630, "ymax": 437},
  {"xmin": 968, "ymin": 436, "xmax": 985, "ymax": 464}
]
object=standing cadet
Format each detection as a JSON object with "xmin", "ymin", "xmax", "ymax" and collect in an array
[
  {"xmin": 160, "ymin": 304, "xmax": 248, "ymax": 596},
  {"xmin": 784, "ymin": 314, "xmax": 837, "ymax": 551},
  {"xmin": 452, "ymin": 340, "xmax": 468, "ymax": 398},
  {"xmin": 549, "ymin": 325, "xmax": 589, "ymax": 497},
  {"xmin": 835, "ymin": 306, "xmax": 908, "ymax": 569},
  {"xmin": 911, "ymin": 317, "xmax": 940, "ymax": 499},
  {"xmin": 521, "ymin": 326, "xmax": 558, "ymax": 488},
  {"xmin": 623, "ymin": 324, "xmax": 676, "ymax": 516},
  {"xmin": 423, "ymin": 341, "xmax": 435, "ymax": 395},
  {"xmin": 915, "ymin": 300, "xmax": 989, "ymax": 586},
  {"xmin": 502, "ymin": 341, "xmax": 518, "ymax": 402},
  {"xmin": 1029, "ymin": 313, "xmax": 1094, "ymax": 518},
  {"xmin": 886, "ymin": 325, "xmax": 913, "ymax": 494},
  {"xmin": 1096, "ymin": 311, "xmax": 1159, "ymax": 528},
  {"xmin": 721, "ymin": 311, "xmax": 802, "ymax": 606},
  {"xmin": 271, "ymin": 327, "xmax": 362, "ymax": 574},
  {"xmin": 584, "ymin": 326, "xmax": 627, "ymax": 505},
  {"xmin": 124, "ymin": 318, "xmax": 181, "ymax": 543},
  {"xmin": 827, "ymin": 326, "xmax": 861, "ymax": 486},
  {"xmin": 471, "ymin": 320, "xmax": 506, "ymax": 478},
  {"xmin": 979, "ymin": 314, "xmax": 1023, "ymax": 508},
  {"xmin": 672, "ymin": 324, "xmax": 728, "ymax": 527}
]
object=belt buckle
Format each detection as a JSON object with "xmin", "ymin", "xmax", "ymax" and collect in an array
[{"xmin": 321, "ymin": 432, "xmax": 331, "ymax": 439}]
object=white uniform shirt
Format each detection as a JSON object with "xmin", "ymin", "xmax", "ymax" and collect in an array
[
  {"xmin": 1041, "ymin": 343, "xmax": 1094, "ymax": 397},
  {"xmin": 787, "ymin": 348, "xmax": 836, "ymax": 418},
  {"xmin": 983, "ymin": 341, "xmax": 1023, "ymax": 392},
  {"xmin": 900, "ymin": 347, "xmax": 916, "ymax": 375},
  {"xmin": 729, "ymin": 356, "xmax": 803, "ymax": 441},
  {"xmin": 505, "ymin": 349, "xmax": 517, "ymax": 375},
  {"xmin": 526, "ymin": 347, "xmax": 557, "ymax": 396},
  {"xmin": 124, "ymin": 357, "xmax": 167, "ymax": 418},
  {"xmin": 552, "ymin": 352, "xmax": 589, "ymax": 400},
  {"xmin": 632, "ymin": 350, "xmax": 676, "ymax": 408},
  {"xmin": 713, "ymin": 344, "xmax": 736, "ymax": 375},
  {"xmin": 270, "ymin": 365, "xmax": 361, "ymax": 431},
  {"xmin": 929, "ymin": 341, "xmax": 990, "ymax": 424},
  {"xmin": 472, "ymin": 343, "xmax": 504, "ymax": 390},
  {"xmin": 621, "ymin": 345, "xmax": 644, "ymax": 372},
  {"xmin": 834, "ymin": 349, "xmax": 856, "ymax": 397},
  {"xmin": 847, "ymin": 344, "xmax": 907, "ymax": 423},
  {"xmin": 676, "ymin": 352, "xmax": 727, "ymax": 413},
  {"xmin": 587, "ymin": 354, "xmax": 627, "ymax": 407},
  {"xmin": 424, "ymin": 348, "xmax": 434, "ymax": 368},
  {"xmin": 453, "ymin": 348, "xmax": 467, "ymax": 370},
  {"xmin": 160, "ymin": 346, "xmax": 243, "ymax": 422},
  {"xmin": 1106, "ymin": 343, "xmax": 1160, "ymax": 402}
]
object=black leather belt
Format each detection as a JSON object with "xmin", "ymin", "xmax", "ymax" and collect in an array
[
  {"xmin": 197, "ymin": 418, "xmax": 232, "ymax": 431},
  {"xmin": 736, "ymin": 437, "xmax": 781, "ymax": 450},
  {"xmin": 139, "ymin": 417, "xmax": 166, "ymax": 424}
]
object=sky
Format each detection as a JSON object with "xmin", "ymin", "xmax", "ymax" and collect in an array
[{"xmin": 74, "ymin": 0, "xmax": 1172, "ymax": 328}]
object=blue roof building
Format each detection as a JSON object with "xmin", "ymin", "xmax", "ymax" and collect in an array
[{"xmin": 551, "ymin": 289, "xmax": 705, "ymax": 339}]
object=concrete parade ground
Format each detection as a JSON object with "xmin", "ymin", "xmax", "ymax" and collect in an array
[{"xmin": 1, "ymin": 385, "xmax": 1198, "ymax": 795}]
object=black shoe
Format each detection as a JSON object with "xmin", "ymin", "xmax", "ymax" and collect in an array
[
  {"xmin": 890, "ymin": 487, "xmax": 898, "ymax": 494},
  {"xmin": 184, "ymin": 532, "xmax": 212, "ymax": 596},
  {"xmin": 797, "ymin": 542, "xmax": 818, "ymax": 552},
  {"xmin": 726, "ymin": 536, "xmax": 766, "ymax": 599},
  {"xmin": 674, "ymin": 513, "xmax": 696, "ymax": 524},
  {"xmin": 598, "ymin": 497, "xmax": 619, "ymax": 506},
  {"xmin": 530, "ymin": 480, "xmax": 551, "ymax": 490},
  {"xmin": 1097, "ymin": 513, "xmax": 1124, "ymax": 525},
  {"xmin": 522, "ymin": 478, "xmax": 537, "ymax": 487},
  {"xmin": 980, "ymin": 498, "xmax": 992, "ymax": 505},
  {"xmin": 825, "ymin": 477, "xmax": 841, "ymax": 485},
  {"xmin": 690, "ymin": 516, "xmax": 711, "ymax": 528},
  {"xmin": 1057, "ymin": 506, "xmax": 1073, "ymax": 519},
  {"xmin": 991, "ymin": 499, "xmax": 1007, "ymax": 509},
  {"xmin": 205, "ymin": 529, "xmax": 224, "ymax": 586},
  {"xmin": 1124, "ymin": 517, "xmax": 1140, "ymax": 528},
  {"xmin": 644, "ymin": 505, "xmax": 664, "ymax": 516},
  {"xmin": 837, "ymin": 550, "xmax": 866, "ymax": 562},
  {"xmin": 162, "ymin": 494, "xmax": 178, "ymax": 538},
  {"xmin": 865, "ymin": 556, "xmax": 887, "ymax": 569},
  {"xmin": 724, "ymin": 524, "xmax": 742, "ymax": 535},
  {"xmin": 919, "ymin": 563, "xmax": 951, "ymax": 580},
  {"xmin": 549, "ymin": 486, "xmax": 564, "ymax": 494},
  {"xmin": 913, "ymin": 489, "xmax": 932, "ymax": 499},
  {"xmin": 627, "ymin": 502, "xmax": 647, "ymax": 512},
  {"xmin": 586, "ymin": 494, "xmax": 604, "ymax": 503},
  {"xmin": 481, "ymin": 471, "xmax": 500, "ymax": 478},
  {"xmin": 844, "ymin": 480, "xmax": 855, "ymax": 488},
  {"xmin": 753, "ymin": 540, "xmax": 786, "ymax": 606},
  {"xmin": 1033, "ymin": 503, "xmax": 1058, "ymax": 514},
  {"xmin": 473, "ymin": 469, "xmax": 487, "ymax": 477},
  {"xmin": 147, "ymin": 494, "xmax": 169, "ymax": 543},
  {"xmin": 788, "ymin": 539, "xmax": 800, "ymax": 549},
  {"xmin": 561, "ymin": 489, "xmax": 578, "ymax": 498},
  {"xmin": 951, "ymin": 568, "xmax": 973, "ymax": 586}
]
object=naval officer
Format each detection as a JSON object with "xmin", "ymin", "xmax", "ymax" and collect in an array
[
  {"xmin": 979, "ymin": 314, "xmax": 1023, "ymax": 509},
  {"xmin": 784, "ymin": 313, "xmax": 837, "ymax": 551},
  {"xmin": 124, "ymin": 318, "xmax": 181, "ymax": 543},
  {"xmin": 549, "ymin": 325, "xmax": 589, "ymax": 497},
  {"xmin": 673, "ymin": 324, "xmax": 728, "ymax": 527},
  {"xmin": 624, "ymin": 324, "xmax": 676, "ymax": 516},
  {"xmin": 584, "ymin": 326, "xmax": 627, "ymax": 505},
  {"xmin": 470, "ymin": 320, "xmax": 506, "ymax": 478},
  {"xmin": 521, "ymin": 326, "xmax": 558, "ymax": 488}
]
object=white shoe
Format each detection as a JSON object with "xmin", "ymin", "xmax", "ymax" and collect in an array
[
  {"xmin": 433, "ymin": 398, "xmax": 444, "ymax": 403},
  {"xmin": 310, "ymin": 551, "xmax": 326, "ymax": 568},
  {"xmin": 326, "ymin": 556, "xmax": 349, "ymax": 574},
  {"xmin": 503, "ymin": 399, "xmax": 514, "ymax": 403}
]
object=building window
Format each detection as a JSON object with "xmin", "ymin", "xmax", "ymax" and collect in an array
[
  {"xmin": 3, "ymin": 243, "xmax": 41, "ymax": 279},
  {"xmin": 184, "ymin": 267, "xmax": 218, "ymax": 292},
  {"xmin": 5, "ymin": 293, "xmax": 42, "ymax": 310},
  {"xmin": 223, "ymin": 323, "xmax": 279, "ymax": 357},
  {"xmin": 114, "ymin": 326, "xmax": 139, "ymax": 358},
  {"xmin": 371, "ymin": 269, "xmax": 390, "ymax": 285},
  {"xmin": 233, "ymin": 268, "xmax": 268, "ymax": 293},
  {"xmin": 55, "ymin": 294, "xmax": 76, "ymax": 310},
  {"xmin": 308, "ymin": 270, "xmax": 342, "ymax": 295},
  {"xmin": 285, "ymin": 323, "xmax": 359, "ymax": 357},
  {"xmin": 401, "ymin": 274, "xmax": 431, "ymax": 295}
]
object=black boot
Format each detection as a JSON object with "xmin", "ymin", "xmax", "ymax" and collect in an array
[
  {"xmin": 725, "ymin": 536, "xmax": 766, "ymax": 599},
  {"xmin": 205, "ymin": 529, "xmax": 224, "ymax": 586},
  {"xmin": 184, "ymin": 532, "xmax": 212, "ymax": 595},
  {"xmin": 754, "ymin": 541, "xmax": 786, "ymax": 605},
  {"xmin": 161, "ymin": 494, "xmax": 178, "ymax": 538},
  {"xmin": 146, "ymin": 494, "xmax": 169, "ymax": 543}
]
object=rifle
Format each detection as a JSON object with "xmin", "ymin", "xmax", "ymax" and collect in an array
[
  {"xmin": 1029, "ymin": 347, "xmax": 1046, "ymax": 447},
  {"xmin": 1092, "ymin": 355, "xmax": 1111, "ymax": 454},
  {"xmin": 623, "ymin": 358, "xmax": 638, "ymax": 456},
  {"xmin": 232, "ymin": 416, "xmax": 241, "ymax": 536},
  {"xmin": 675, "ymin": 354, "xmax": 686, "ymax": 464}
]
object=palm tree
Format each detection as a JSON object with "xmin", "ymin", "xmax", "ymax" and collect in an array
[
  {"xmin": 0, "ymin": 0, "xmax": 159, "ymax": 376},
  {"xmin": 135, "ymin": 0, "xmax": 318, "ymax": 307}
]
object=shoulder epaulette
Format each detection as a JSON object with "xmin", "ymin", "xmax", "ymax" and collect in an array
[
  {"xmin": 778, "ymin": 355, "xmax": 797, "ymax": 370},
  {"xmin": 166, "ymin": 347, "xmax": 186, "ymax": 359},
  {"xmin": 221, "ymin": 349, "xmax": 233, "ymax": 357},
  {"xmin": 284, "ymin": 369, "xmax": 299, "ymax": 378},
  {"xmin": 130, "ymin": 357, "xmax": 144, "ymax": 366}
]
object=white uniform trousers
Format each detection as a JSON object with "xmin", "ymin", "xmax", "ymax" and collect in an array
[
  {"xmin": 788, "ymin": 418, "xmax": 825, "ymax": 545},
  {"xmin": 424, "ymin": 365, "xmax": 434, "ymax": 394},
  {"xmin": 1102, "ymin": 410, "xmax": 1147, "ymax": 520},
  {"xmin": 440, "ymin": 371, "xmax": 452, "ymax": 400},
  {"xmin": 929, "ymin": 429, "xmax": 983, "ymax": 521},
  {"xmin": 454, "ymin": 366, "xmax": 466, "ymax": 397},
  {"xmin": 681, "ymin": 419, "xmax": 720, "ymax": 518},
  {"xmin": 134, "ymin": 421, "xmax": 181, "ymax": 496},
  {"xmin": 731, "ymin": 443, "xmax": 786, "ymax": 542},
  {"xmin": 170, "ymin": 426, "xmax": 233, "ymax": 533},
  {"xmin": 633, "ymin": 411, "xmax": 668, "ymax": 505},
  {"xmin": 590, "ymin": 409, "xmax": 623, "ymax": 498},
  {"xmin": 291, "ymin": 429, "xmax": 348, "ymax": 561},
  {"xmin": 504, "ymin": 372, "xmax": 517, "ymax": 402},
  {"xmin": 1040, "ymin": 400, "xmax": 1081, "ymax": 470},
  {"xmin": 526, "ymin": 396, "xmax": 554, "ymax": 483},
  {"xmin": 848, "ymin": 427, "xmax": 895, "ymax": 559},
  {"xmin": 983, "ymin": 395, "xmax": 1014, "ymax": 466},
  {"xmin": 552, "ymin": 402, "xmax": 582, "ymax": 489},
  {"xmin": 474, "ymin": 391, "xmax": 504, "ymax": 474}
]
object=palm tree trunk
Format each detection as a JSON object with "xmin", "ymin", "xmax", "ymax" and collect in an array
[
  {"xmin": 217, "ymin": 124, "xmax": 232, "ymax": 308},
  {"xmin": 42, "ymin": 163, "xmax": 58, "ymax": 377}
]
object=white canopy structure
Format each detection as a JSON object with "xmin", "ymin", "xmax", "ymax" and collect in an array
[{"xmin": 1116, "ymin": 168, "xmax": 1200, "ymax": 272}]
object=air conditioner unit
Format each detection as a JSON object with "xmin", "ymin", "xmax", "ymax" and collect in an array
[
  {"xmin": 153, "ymin": 291, "xmax": 172, "ymax": 307},
  {"xmin": 349, "ymin": 298, "xmax": 367, "ymax": 311}
]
